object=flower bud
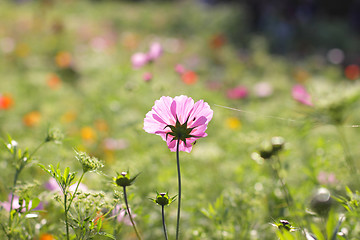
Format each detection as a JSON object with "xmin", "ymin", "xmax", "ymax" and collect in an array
[
  {"xmin": 259, "ymin": 140, "xmax": 273, "ymax": 159},
  {"xmin": 115, "ymin": 171, "xmax": 139, "ymax": 187},
  {"xmin": 310, "ymin": 187, "xmax": 332, "ymax": 217},
  {"xmin": 151, "ymin": 192, "xmax": 176, "ymax": 206},
  {"xmin": 271, "ymin": 136, "xmax": 285, "ymax": 153}
]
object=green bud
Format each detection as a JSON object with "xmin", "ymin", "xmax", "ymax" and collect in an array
[
  {"xmin": 45, "ymin": 128, "xmax": 64, "ymax": 144},
  {"xmin": 75, "ymin": 150, "xmax": 104, "ymax": 173},
  {"xmin": 259, "ymin": 140, "xmax": 273, "ymax": 159},
  {"xmin": 115, "ymin": 171, "xmax": 139, "ymax": 187},
  {"xmin": 151, "ymin": 192, "xmax": 176, "ymax": 206},
  {"xmin": 310, "ymin": 187, "xmax": 332, "ymax": 217},
  {"xmin": 271, "ymin": 136, "xmax": 285, "ymax": 153}
]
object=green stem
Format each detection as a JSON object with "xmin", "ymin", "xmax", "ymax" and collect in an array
[
  {"xmin": 175, "ymin": 140, "xmax": 181, "ymax": 240},
  {"xmin": 28, "ymin": 141, "xmax": 46, "ymax": 160},
  {"xmin": 123, "ymin": 186, "xmax": 142, "ymax": 240},
  {"xmin": 66, "ymin": 171, "xmax": 85, "ymax": 212},
  {"xmin": 271, "ymin": 155, "xmax": 293, "ymax": 209},
  {"xmin": 64, "ymin": 192, "xmax": 70, "ymax": 240},
  {"xmin": 336, "ymin": 126, "xmax": 357, "ymax": 174},
  {"xmin": 162, "ymin": 205, "xmax": 168, "ymax": 240}
]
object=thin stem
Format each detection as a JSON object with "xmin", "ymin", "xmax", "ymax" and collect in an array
[
  {"xmin": 336, "ymin": 126, "xmax": 357, "ymax": 174},
  {"xmin": 64, "ymin": 192, "xmax": 70, "ymax": 240},
  {"xmin": 28, "ymin": 141, "xmax": 46, "ymax": 160},
  {"xmin": 175, "ymin": 140, "xmax": 181, "ymax": 240},
  {"xmin": 66, "ymin": 171, "xmax": 85, "ymax": 212},
  {"xmin": 162, "ymin": 205, "xmax": 169, "ymax": 240},
  {"xmin": 123, "ymin": 186, "xmax": 142, "ymax": 240},
  {"xmin": 271, "ymin": 156, "xmax": 292, "ymax": 209}
]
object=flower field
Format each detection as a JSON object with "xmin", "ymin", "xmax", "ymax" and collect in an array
[{"xmin": 1, "ymin": 1, "xmax": 360, "ymax": 239}]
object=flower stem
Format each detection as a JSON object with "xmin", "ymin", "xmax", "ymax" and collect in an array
[
  {"xmin": 161, "ymin": 205, "xmax": 169, "ymax": 240},
  {"xmin": 123, "ymin": 186, "xmax": 142, "ymax": 240},
  {"xmin": 336, "ymin": 126, "xmax": 358, "ymax": 175},
  {"xmin": 66, "ymin": 171, "xmax": 85, "ymax": 212},
  {"xmin": 271, "ymin": 155, "xmax": 292, "ymax": 209},
  {"xmin": 175, "ymin": 140, "xmax": 181, "ymax": 240},
  {"xmin": 64, "ymin": 192, "xmax": 70, "ymax": 240}
]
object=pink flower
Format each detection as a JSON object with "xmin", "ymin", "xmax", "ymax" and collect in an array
[
  {"xmin": 147, "ymin": 42, "xmax": 163, "ymax": 61},
  {"xmin": 44, "ymin": 178, "xmax": 88, "ymax": 193},
  {"xmin": 112, "ymin": 205, "xmax": 136, "ymax": 226},
  {"xmin": 174, "ymin": 64, "xmax": 186, "ymax": 75},
  {"xmin": 131, "ymin": 52, "xmax": 148, "ymax": 69},
  {"xmin": 0, "ymin": 194, "xmax": 42, "ymax": 212},
  {"xmin": 292, "ymin": 84, "xmax": 313, "ymax": 106},
  {"xmin": 253, "ymin": 82, "xmax": 273, "ymax": 98},
  {"xmin": 143, "ymin": 72, "xmax": 152, "ymax": 82},
  {"xmin": 144, "ymin": 95, "xmax": 213, "ymax": 153},
  {"xmin": 226, "ymin": 86, "xmax": 249, "ymax": 99}
]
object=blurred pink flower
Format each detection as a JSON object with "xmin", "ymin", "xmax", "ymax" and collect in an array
[
  {"xmin": 103, "ymin": 138, "xmax": 129, "ymax": 150},
  {"xmin": 44, "ymin": 178, "xmax": 88, "ymax": 193},
  {"xmin": 292, "ymin": 84, "xmax": 313, "ymax": 106},
  {"xmin": 147, "ymin": 42, "xmax": 163, "ymax": 61},
  {"xmin": 0, "ymin": 194, "xmax": 42, "ymax": 212},
  {"xmin": 253, "ymin": 82, "xmax": 273, "ymax": 98},
  {"xmin": 143, "ymin": 72, "xmax": 152, "ymax": 82},
  {"xmin": 174, "ymin": 64, "xmax": 186, "ymax": 75},
  {"xmin": 113, "ymin": 205, "xmax": 136, "ymax": 226},
  {"xmin": 226, "ymin": 86, "xmax": 249, "ymax": 99},
  {"xmin": 317, "ymin": 171, "xmax": 338, "ymax": 185},
  {"xmin": 144, "ymin": 95, "xmax": 213, "ymax": 153},
  {"xmin": 131, "ymin": 52, "xmax": 148, "ymax": 69}
]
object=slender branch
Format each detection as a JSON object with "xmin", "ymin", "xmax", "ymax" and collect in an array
[
  {"xmin": 175, "ymin": 140, "xmax": 181, "ymax": 240},
  {"xmin": 64, "ymin": 192, "xmax": 70, "ymax": 240},
  {"xmin": 66, "ymin": 171, "xmax": 85, "ymax": 212},
  {"xmin": 123, "ymin": 186, "xmax": 142, "ymax": 240},
  {"xmin": 162, "ymin": 205, "xmax": 169, "ymax": 240},
  {"xmin": 271, "ymin": 155, "xmax": 292, "ymax": 209}
]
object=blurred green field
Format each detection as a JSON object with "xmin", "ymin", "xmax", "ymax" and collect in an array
[{"xmin": 1, "ymin": 0, "xmax": 360, "ymax": 239}]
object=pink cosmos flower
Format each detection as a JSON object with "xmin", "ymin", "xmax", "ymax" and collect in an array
[
  {"xmin": 174, "ymin": 64, "xmax": 186, "ymax": 75},
  {"xmin": 253, "ymin": 82, "xmax": 273, "ymax": 98},
  {"xmin": 44, "ymin": 178, "xmax": 88, "ymax": 193},
  {"xmin": 292, "ymin": 84, "xmax": 313, "ymax": 106},
  {"xmin": 0, "ymin": 194, "xmax": 42, "ymax": 212},
  {"xmin": 112, "ymin": 205, "xmax": 135, "ymax": 226},
  {"xmin": 226, "ymin": 86, "xmax": 249, "ymax": 99},
  {"xmin": 131, "ymin": 52, "xmax": 148, "ymax": 69},
  {"xmin": 144, "ymin": 95, "xmax": 213, "ymax": 153},
  {"xmin": 143, "ymin": 72, "xmax": 152, "ymax": 82},
  {"xmin": 147, "ymin": 42, "xmax": 163, "ymax": 61}
]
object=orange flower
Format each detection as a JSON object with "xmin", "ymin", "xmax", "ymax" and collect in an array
[
  {"xmin": 345, "ymin": 64, "xmax": 359, "ymax": 80},
  {"xmin": 55, "ymin": 51, "xmax": 72, "ymax": 68},
  {"xmin": 0, "ymin": 94, "xmax": 14, "ymax": 110},
  {"xmin": 181, "ymin": 71, "xmax": 198, "ymax": 85},
  {"xmin": 81, "ymin": 126, "xmax": 96, "ymax": 142},
  {"xmin": 39, "ymin": 233, "xmax": 55, "ymax": 240},
  {"xmin": 46, "ymin": 73, "xmax": 61, "ymax": 89},
  {"xmin": 23, "ymin": 111, "xmax": 41, "ymax": 127}
]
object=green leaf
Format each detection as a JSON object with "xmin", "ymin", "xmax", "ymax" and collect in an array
[
  {"xmin": 91, "ymin": 232, "xmax": 116, "ymax": 240},
  {"xmin": 30, "ymin": 198, "xmax": 41, "ymax": 210},
  {"xmin": 310, "ymin": 223, "xmax": 325, "ymax": 240},
  {"xmin": 326, "ymin": 208, "xmax": 336, "ymax": 238}
]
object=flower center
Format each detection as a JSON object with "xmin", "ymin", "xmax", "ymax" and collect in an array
[{"xmin": 164, "ymin": 116, "xmax": 197, "ymax": 145}]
